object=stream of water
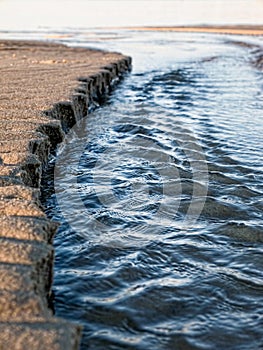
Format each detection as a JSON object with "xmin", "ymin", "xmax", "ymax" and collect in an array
[{"xmin": 39, "ymin": 31, "xmax": 263, "ymax": 349}]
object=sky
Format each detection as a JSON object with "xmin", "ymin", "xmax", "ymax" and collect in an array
[{"xmin": 0, "ymin": 0, "xmax": 262, "ymax": 31}]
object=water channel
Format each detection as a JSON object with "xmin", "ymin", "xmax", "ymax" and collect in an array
[{"xmin": 41, "ymin": 31, "xmax": 263, "ymax": 349}]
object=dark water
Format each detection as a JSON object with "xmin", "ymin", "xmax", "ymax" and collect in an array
[{"xmin": 42, "ymin": 32, "xmax": 263, "ymax": 349}]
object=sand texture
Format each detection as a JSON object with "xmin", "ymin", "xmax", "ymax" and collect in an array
[{"xmin": 0, "ymin": 39, "xmax": 131, "ymax": 350}]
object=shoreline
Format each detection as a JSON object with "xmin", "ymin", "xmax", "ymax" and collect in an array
[
  {"xmin": 0, "ymin": 28, "xmax": 262, "ymax": 349},
  {"xmin": 0, "ymin": 39, "xmax": 131, "ymax": 350},
  {"xmin": 1, "ymin": 25, "xmax": 263, "ymax": 38},
  {"xmin": 106, "ymin": 25, "xmax": 263, "ymax": 36}
]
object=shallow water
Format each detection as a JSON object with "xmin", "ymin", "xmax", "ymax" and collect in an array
[{"xmin": 41, "ymin": 32, "xmax": 263, "ymax": 349}]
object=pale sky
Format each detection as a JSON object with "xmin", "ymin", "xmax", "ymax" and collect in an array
[{"xmin": 0, "ymin": 0, "xmax": 262, "ymax": 31}]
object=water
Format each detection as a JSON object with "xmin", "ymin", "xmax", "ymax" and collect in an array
[{"xmin": 39, "ymin": 31, "xmax": 263, "ymax": 349}]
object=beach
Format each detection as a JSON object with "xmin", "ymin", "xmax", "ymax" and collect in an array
[
  {"xmin": 119, "ymin": 25, "xmax": 263, "ymax": 35},
  {"xmin": 0, "ymin": 23, "xmax": 263, "ymax": 349}
]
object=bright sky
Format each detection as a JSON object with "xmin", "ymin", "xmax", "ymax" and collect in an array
[{"xmin": 0, "ymin": 0, "xmax": 262, "ymax": 31}]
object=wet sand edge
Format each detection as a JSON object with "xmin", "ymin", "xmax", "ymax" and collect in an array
[{"xmin": 0, "ymin": 39, "xmax": 131, "ymax": 350}]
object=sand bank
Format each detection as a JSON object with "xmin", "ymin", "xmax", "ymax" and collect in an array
[{"xmin": 0, "ymin": 39, "xmax": 131, "ymax": 350}]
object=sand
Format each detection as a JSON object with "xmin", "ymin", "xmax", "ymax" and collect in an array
[{"xmin": 0, "ymin": 39, "xmax": 131, "ymax": 350}]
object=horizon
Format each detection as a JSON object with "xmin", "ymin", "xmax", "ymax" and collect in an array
[{"xmin": 0, "ymin": 0, "xmax": 263, "ymax": 32}]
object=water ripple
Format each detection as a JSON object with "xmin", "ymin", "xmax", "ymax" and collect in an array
[{"xmin": 42, "ymin": 33, "xmax": 263, "ymax": 349}]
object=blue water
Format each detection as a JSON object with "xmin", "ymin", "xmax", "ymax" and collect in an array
[{"xmin": 39, "ymin": 31, "xmax": 263, "ymax": 349}]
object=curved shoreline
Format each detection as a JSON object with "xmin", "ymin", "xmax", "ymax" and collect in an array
[{"xmin": 0, "ymin": 39, "xmax": 131, "ymax": 349}]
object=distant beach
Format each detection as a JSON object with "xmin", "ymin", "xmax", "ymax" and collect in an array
[{"xmin": 115, "ymin": 25, "xmax": 263, "ymax": 36}]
